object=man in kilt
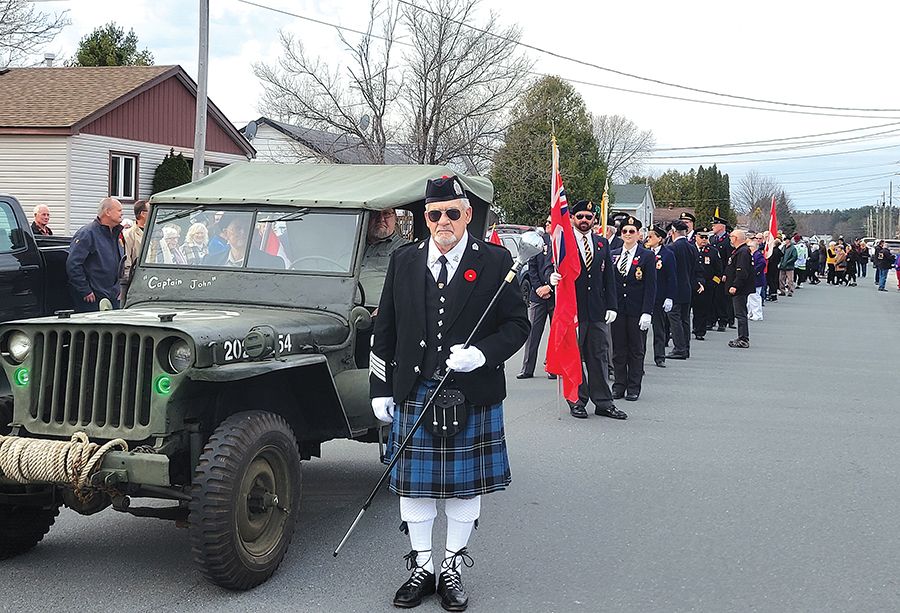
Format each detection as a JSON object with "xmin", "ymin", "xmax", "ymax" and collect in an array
[{"xmin": 370, "ymin": 175, "xmax": 529, "ymax": 611}]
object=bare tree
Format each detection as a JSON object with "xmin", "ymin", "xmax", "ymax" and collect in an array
[
  {"xmin": 253, "ymin": 0, "xmax": 401, "ymax": 164},
  {"xmin": 592, "ymin": 114, "xmax": 655, "ymax": 183},
  {"xmin": 401, "ymin": 0, "xmax": 533, "ymax": 172},
  {"xmin": 0, "ymin": 0, "xmax": 69, "ymax": 67},
  {"xmin": 733, "ymin": 169, "xmax": 781, "ymax": 215}
]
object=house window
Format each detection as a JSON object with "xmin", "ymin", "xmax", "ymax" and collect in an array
[{"xmin": 109, "ymin": 152, "xmax": 139, "ymax": 201}]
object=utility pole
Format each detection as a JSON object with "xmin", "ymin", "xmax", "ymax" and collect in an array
[{"xmin": 191, "ymin": 0, "xmax": 210, "ymax": 182}]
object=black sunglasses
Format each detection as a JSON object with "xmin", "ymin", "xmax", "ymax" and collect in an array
[
  {"xmin": 574, "ymin": 213, "xmax": 594, "ymax": 220},
  {"xmin": 427, "ymin": 208, "xmax": 462, "ymax": 222},
  {"xmin": 621, "ymin": 228, "xmax": 638, "ymax": 235}
]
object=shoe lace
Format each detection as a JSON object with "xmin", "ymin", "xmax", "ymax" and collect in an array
[
  {"xmin": 441, "ymin": 547, "xmax": 475, "ymax": 576},
  {"xmin": 403, "ymin": 549, "xmax": 432, "ymax": 574}
]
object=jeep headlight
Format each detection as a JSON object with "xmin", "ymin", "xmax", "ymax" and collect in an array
[
  {"xmin": 167, "ymin": 339, "xmax": 193, "ymax": 373},
  {"xmin": 7, "ymin": 331, "xmax": 31, "ymax": 363}
]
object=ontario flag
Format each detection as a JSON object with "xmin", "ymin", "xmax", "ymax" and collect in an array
[
  {"xmin": 488, "ymin": 225, "xmax": 502, "ymax": 245},
  {"xmin": 764, "ymin": 194, "xmax": 778, "ymax": 272},
  {"xmin": 262, "ymin": 221, "xmax": 290, "ymax": 266},
  {"xmin": 546, "ymin": 137, "xmax": 583, "ymax": 402}
]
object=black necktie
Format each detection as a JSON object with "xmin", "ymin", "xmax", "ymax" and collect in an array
[
  {"xmin": 437, "ymin": 255, "xmax": 448, "ymax": 289},
  {"xmin": 619, "ymin": 250, "xmax": 630, "ymax": 275}
]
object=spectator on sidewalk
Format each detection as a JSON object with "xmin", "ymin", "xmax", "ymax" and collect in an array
[
  {"xmin": 793, "ymin": 234, "xmax": 808, "ymax": 287},
  {"xmin": 726, "ymin": 229, "xmax": 754, "ymax": 349},
  {"xmin": 778, "ymin": 236, "xmax": 798, "ymax": 296},
  {"xmin": 31, "ymin": 204, "xmax": 53, "ymax": 236},
  {"xmin": 874, "ymin": 240, "xmax": 894, "ymax": 291},
  {"xmin": 857, "ymin": 240, "xmax": 870, "ymax": 278},
  {"xmin": 748, "ymin": 239, "xmax": 766, "ymax": 321},
  {"xmin": 766, "ymin": 238, "xmax": 782, "ymax": 300},
  {"xmin": 66, "ymin": 198, "xmax": 125, "ymax": 312},
  {"xmin": 826, "ymin": 241, "xmax": 837, "ymax": 285}
]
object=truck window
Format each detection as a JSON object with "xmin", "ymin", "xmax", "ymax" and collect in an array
[{"xmin": 0, "ymin": 202, "xmax": 21, "ymax": 253}]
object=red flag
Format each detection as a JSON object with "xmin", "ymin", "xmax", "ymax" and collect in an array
[
  {"xmin": 488, "ymin": 227, "xmax": 501, "ymax": 245},
  {"xmin": 262, "ymin": 222, "xmax": 290, "ymax": 265},
  {"xmin": 545, "ymin": 138, "xmax": 583, "ymax": 402},
  {"xmin": 764, "ymin": 195, "xmax": 777, "ymax": 273}
]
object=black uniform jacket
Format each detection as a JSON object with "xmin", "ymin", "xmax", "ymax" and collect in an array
[
  {"xmin": 610, "ymin": 244, "xmax": 657, "ymax": 317},
  {"xmin": 697, "ymin": 244, "xmax": 723, "ymax": 284},
  {"xmin": 653, "ymin": 245, "xmax": 677, "ymax": 308},
  {"xmin": 573, "ymin": 231, "xmax": 618, "ymax": 323},
  {"xmin": 725, "ymin": 243, "xmax": 756, "ymax": 296},
  {"xmin": 669, "ymin": 237, "xmax": 702, "ymax": 304},
  {"xmin": 527, "ymin": 232, "xmax": 554, "ymax": 303},
  {"xmin": 370, "ymin": 233, "xmax": 530, "ymax": 406},
  {"xmin": 709, "ymin": 231, "xmax": 733, "ymax": 269}
]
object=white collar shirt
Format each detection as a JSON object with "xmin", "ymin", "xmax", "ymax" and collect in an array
[
  {"xmin": 427, "ymin": 231, "xmax": 469, "ymax": 283},
  {"xmin": 574, "ymin": 228, "xmax": 594, "ymax": 264},
  {"xmin": 617, "ymin": 246, "xmax": 635, "ymax": 275}
]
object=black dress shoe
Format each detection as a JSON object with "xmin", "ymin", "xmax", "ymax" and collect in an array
[
  {"xmin": 655, "ymin": 360, "xmax": 666, "ymax": 368},
  {"xmin": 569, "ymin": 405, "xmax": 588, "ymax": 419},
  {"xmin": 694, "ymin": 334, "xmax": 705, "ymax": 340},
  {"xmin": 665, "ymin": 352, "xmax": 688, "ymax": 360},
  {"xmin": 624, "ymin": 393, "xmax": 639, "ymax": 402},
  {"xmin": 716, "ymin": 324, "xmax": 726, "ymax": 332},
  {"xmin": 547, "ymin": 373, "xmax": 557, "ymax": 380},
  {"xmin": 595, "ymin": 405, "xmax": 627, "ymax": 419},
  {"xmin": 612, "ymin": 390, "xmax": 625, "ymax": 400},
  {"xmin": 437, "ymin": 570, "xmax": 469, "ymax": 612},
  {"xmin": 393, "ymin": 564, "xmax": 436, "ymax": 608},
  {"xmin": 728, "ymin": 323, "xmax": 737, "ymax": 329},
  {"xmin": 515, "ymin": 373, "xmax": 533, "ymax": 379}
]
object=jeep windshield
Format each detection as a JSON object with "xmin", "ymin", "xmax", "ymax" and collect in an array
[{"xmin": 142, "ymin": 206, "xmax": 361, "ymax": 275}]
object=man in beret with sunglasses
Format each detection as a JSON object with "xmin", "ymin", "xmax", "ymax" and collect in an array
[
  {"xmin": 666, "ymin": 219, "xmax": 702, "ymax": 359},
  {"xmin": 370, "ymin": 175, "xmax": 529, "ymax": 611},
  {"xmin": 550, "ymin": 199, "xmax": 623, "ymax": 420}
]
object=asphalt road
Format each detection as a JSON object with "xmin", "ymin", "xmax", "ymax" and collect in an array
[{"xmin": 4, "ymin": 279, "xmax": 899, "ymax": 613}]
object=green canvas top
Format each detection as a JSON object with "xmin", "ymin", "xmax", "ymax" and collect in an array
[{"xmin": 150, "ymin": 162, "xmax": 493, "ymax": 210}]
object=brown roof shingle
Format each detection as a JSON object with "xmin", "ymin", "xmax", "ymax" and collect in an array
[{"xmin": 0, "ymin": 65, "xmax": 175, "ymax": 129}]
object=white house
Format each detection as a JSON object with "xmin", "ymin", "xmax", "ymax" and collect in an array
[
  {"xmin": 0, "ymin": 65, "xmax": 255, "ymax": 233},
  {"xmin": 610, "ymin": 183, "xmax": 656, "ymax": 229},
  {"xmin": 242, "ymin": 117, "xmax": 408, "ymax": 165}
]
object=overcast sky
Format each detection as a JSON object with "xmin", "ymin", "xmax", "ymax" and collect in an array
[{"xmin": 31, "ymin": 0, "xmax": 900, "ymax": 212}]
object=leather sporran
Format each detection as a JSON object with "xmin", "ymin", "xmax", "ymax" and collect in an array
[{"xmin": 424, "ymin": 387, "xmax": 468, "ymax": 438}]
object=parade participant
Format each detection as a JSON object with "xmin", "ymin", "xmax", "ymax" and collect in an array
[
  {"xmin": 66, "ymin": 197, "xmax": 125, "ymax": 312},
  {"xmin": 644, "ymin": 224, "xmax": 675, "ymax": 368},
  {"xmin": 767, "ymin": 238, "xmax": 783, "ymax": 298},
  {"xmin": 665, "ymin": 220, "xmax": 700, "ymax": 360},
  {"xmin": 725, "ymin": 229, "xmax": 754, "ymax": 349},
  {"xmin": 31, "ymin": 204, "xmax": 53, "ymax": 236},
  {"xmin": 708, "ymin": 215, "xmax": 733, "ymax": 330},
  {"xmin": 606, "ymin": 211, "xmax": 629, "ymax": 250},
  {"xmin": 370, "ymin": 175, "xmax": 529, "ymax": 611},
  {"xmin": 360, "ymin": 207, "xmax": 409, "ymax": 306},
  {"xmin": 692, "ymin": 228, "xmax": 721, "ymax": 340},
  {"xmin": 679, "ymin": 211, "xmax": 697, "ymax": 242},
  {"xmin": 550, "ymin": 199, "xmax": 622, "ymax": 419},
  {"xmin": 609, "ymin": 216, "xmax": 656, "ymax": 401},
  {"xmin": 518, "ymin": 217, "xmax": 555, "ymax": 379}
]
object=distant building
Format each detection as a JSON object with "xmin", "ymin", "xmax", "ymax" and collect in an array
[
  {"xmin": 611, "ymin": 183, "xmax": 655, "ymax": 228},
  {"xmin": 242, "ymin": 117, "xmax": 408, "ymax": 165},
  {"xmin": 0, "ymin": 65, "xmax": 254, "ymax": 233},
  {"xmin": 653, "ymin": 206, "xmax": 696, "ymax": 227}
]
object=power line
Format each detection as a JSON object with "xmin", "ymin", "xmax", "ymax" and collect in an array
[
  {"xmin": 652, "ymin": 122, "xmax": 900, "ymax": 152},
  {"xmin": 398, "ymin": 0, "xmax": 900, "ymax": 114},
  {"xmin": 646, "ymin": 142, "xmax": 900, "ymax": 166},
  {"xmin": 235, "ymin": 0, "xmax": 403, "ymax": 43}
]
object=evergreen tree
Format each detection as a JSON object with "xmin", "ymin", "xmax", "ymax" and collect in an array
[
  {"xmin": 70, "ymin": 22, "xmax": 154, "ymax": 66},
  {"xmin": 153, "ymin": 149, "xmax": 191, "ymax": 195},
  {"xmin": 491, "ymin": 76, "xmax": 606, "ymax": 224}
]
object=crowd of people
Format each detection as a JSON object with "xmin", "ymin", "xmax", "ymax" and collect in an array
[{"xmin": 517, "ymin": 207, "xmax": 900, "ymax": 424}]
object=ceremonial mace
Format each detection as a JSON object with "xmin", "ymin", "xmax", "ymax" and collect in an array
[{"xmin": 334, "ymin": 231, "xmax": 545, "ymax": 556}]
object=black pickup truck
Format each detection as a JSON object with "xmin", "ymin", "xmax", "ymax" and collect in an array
[{"xmin": 0, "ymin": 194, "xmax": 71, "ymax": 423}]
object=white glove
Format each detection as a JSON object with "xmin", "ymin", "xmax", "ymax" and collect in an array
[
  {"xmin": 639, "ymin": 313, "xmax": 652, "ymax": 331},
  {"xmin": 549, "ymin": 272, "xmax": 561, "ymax": 286},
  {"xmin": 605, "ymin": 310, "xmax": 617, "ymax": 324},
  {"xmin": 372, "ymin": 397, "xmax": 395, "ymax": 423},
  {"xmin": 663, "ymin": 298, "xmax": 673, "ymax": 313},
  {"xmin": 446, "ymin": 344, "xmax": 486, "ymax": 373}
]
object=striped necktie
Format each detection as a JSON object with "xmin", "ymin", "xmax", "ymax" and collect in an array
[
  {"xmin": 582, "ymin": 234, "xmax": 593, "ymax": 268},
  {"xmin": 619, "ymin": 250, "xmax": 630, "ymax": 275}
]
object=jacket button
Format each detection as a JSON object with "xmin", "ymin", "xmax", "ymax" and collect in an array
[
  {"xmin": 414, "ymin": 366, "xmax": 420, "ymax": 373},
  {"xmin": 419, "ymin": 340, "xmax": 426, "ymax": 347}
]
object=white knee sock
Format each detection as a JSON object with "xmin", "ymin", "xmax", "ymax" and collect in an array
[
  {"xmin": 400, "ymin": 497, "xmax": 437, "ymax": 573},
  {"xmin": 443, "ymin": 496, "xmax": 481, "ymax": 573}
]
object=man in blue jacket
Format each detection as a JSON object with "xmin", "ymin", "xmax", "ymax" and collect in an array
[
  {"xmin": 644, "ymin": 224, "xmax": 675, "ymax": 367},
  {"xmin": 66, "ymin": 197, "xmax": 125, "ymax": 312},
  {"xmin": 518, "ymin": 218, "xmax": 555, "ymax": 379},
  {"xmin": 610, "ymin": 216, "xmax": 656, "ymax": 401},
  {"xmin": 666, "ymin": 220, "xmax": 702, "ymax": 359}
]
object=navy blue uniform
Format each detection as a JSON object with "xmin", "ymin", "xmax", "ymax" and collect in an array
[
  {"xmin": 66, "ymin": 218, "xmax": 124, "ymax": 312},
  {"xmin": 609, "ymin": 244, "xmax": 656, "ymax": 398},
  {"xmin": 651, "ymin": 245, "xmax": 677, "ymax": 364},
  {"xmin": 692, "ymin": 244, "xmax": 723, "ymax": 338},
  {"xmin": 666, "ymin": 236, "xmax": 702, "ymax": 358},
  {"xmin": 709, "ymin": 230, "xmax": 734, "ymax": 326},
  {"xmin": 519, "ymin": 233, "xmax": 555, "ymax": 377}
]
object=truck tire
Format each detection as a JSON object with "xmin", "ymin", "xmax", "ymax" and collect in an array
[
  {"xmin": 0, "ymin": 395, "xmax": 12, "ymax": 436},
  {"xmin": 189, "ymin": 411, "xmax": 301, "ymax": 590},
  {"xmin": 0, "ymin": 497, "xmax": 61, "ymax": 560}
]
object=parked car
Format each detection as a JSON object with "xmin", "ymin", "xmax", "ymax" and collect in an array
[
  {"xmin": 0, "ymin": 164, "xmax": 496, "ymax": 590},
  {"xmin": 493, "ymin": 231, "xmax": 538, "ymax": 303}
]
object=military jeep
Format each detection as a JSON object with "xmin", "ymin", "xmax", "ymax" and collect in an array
[{"xmin": 0, "ymin": 163, "xmax": 493, "ymax": 590}]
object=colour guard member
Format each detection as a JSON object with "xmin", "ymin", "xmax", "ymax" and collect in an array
[
  {"xmin": 644, "ymin": 224, "xmax": 675, "ymax": 367},
  {"xmin": 551, "ymin": 199, "xmax": 623, "ymax": 419},
  {"xmin": 679, "ymin": 211, "xmax": 697, "ymax": 243},
  {"xmin": 692, "ymin": 228, "xmax": 721, "ymax": 341},
  {"xmin": 518, "ymin": 217, "xmax": 555, "ymax": 379},
  {"xmin": 609, "ymin": 216, "xmax": 656, "ymax": 401},
  {"xmin": 370, "ymin": 175, "xmax": 529, "ymax": 610},
  {"xmin": 665, "ymin": 219, "xmax": 701, "ymax": 360},
  {"xmin": 708, "ymin": 215, "xmax": 733, "ymax": 331}
]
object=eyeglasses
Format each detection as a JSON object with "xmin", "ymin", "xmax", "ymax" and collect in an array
[
  {"xmin": 426, "ymin": 208, "xmax": 462, "ymax": 222},
  {"xmin": 545, "ymin": 220, "xmax": 552, "ymax": 225},
  {"xmin": 621, "ymin": 228, "xmax": 638, "ymax": 235},
  {"xmin": 574, "ymin": 213, "xmax": 594, "ymax": 220}
]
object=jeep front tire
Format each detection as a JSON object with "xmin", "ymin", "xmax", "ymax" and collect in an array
[{"xmin": 189, "ymin": 411, "xmax": 302, "ymax": 590}]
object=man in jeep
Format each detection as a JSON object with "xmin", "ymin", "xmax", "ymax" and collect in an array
[{"xmin": 370, "ymin": 175, "xmax": 529, "ymax": 611}]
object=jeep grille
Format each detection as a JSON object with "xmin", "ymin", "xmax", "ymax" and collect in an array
[{"xmin": 30, "ymin": 330, "xmax": 155, "ymax": 432}]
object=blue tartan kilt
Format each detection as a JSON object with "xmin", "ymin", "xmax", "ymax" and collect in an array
[{"xmin": 382, "ymin": 379, "xmax": 512, "ymax": 499}]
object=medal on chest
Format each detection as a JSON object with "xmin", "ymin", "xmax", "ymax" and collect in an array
[
  {"xmin": 705, "ymin": 256, "xmax": 711, "ymax": 264},
  {"xmin": 656, "ymin": 256, "xmax": 662, "ymax": 270},
  {"xmin": 634, "ymin": 259, "xmax": 643, "ymax": 281}
]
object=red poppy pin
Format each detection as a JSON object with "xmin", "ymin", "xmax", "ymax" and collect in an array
[
  {"xmin": 464, "ymin": 269, "xmax": 477, "ymax": 282},
  {"xmin": 632, "ymin": 257, "xmax": 640, "ymax": 266}
]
